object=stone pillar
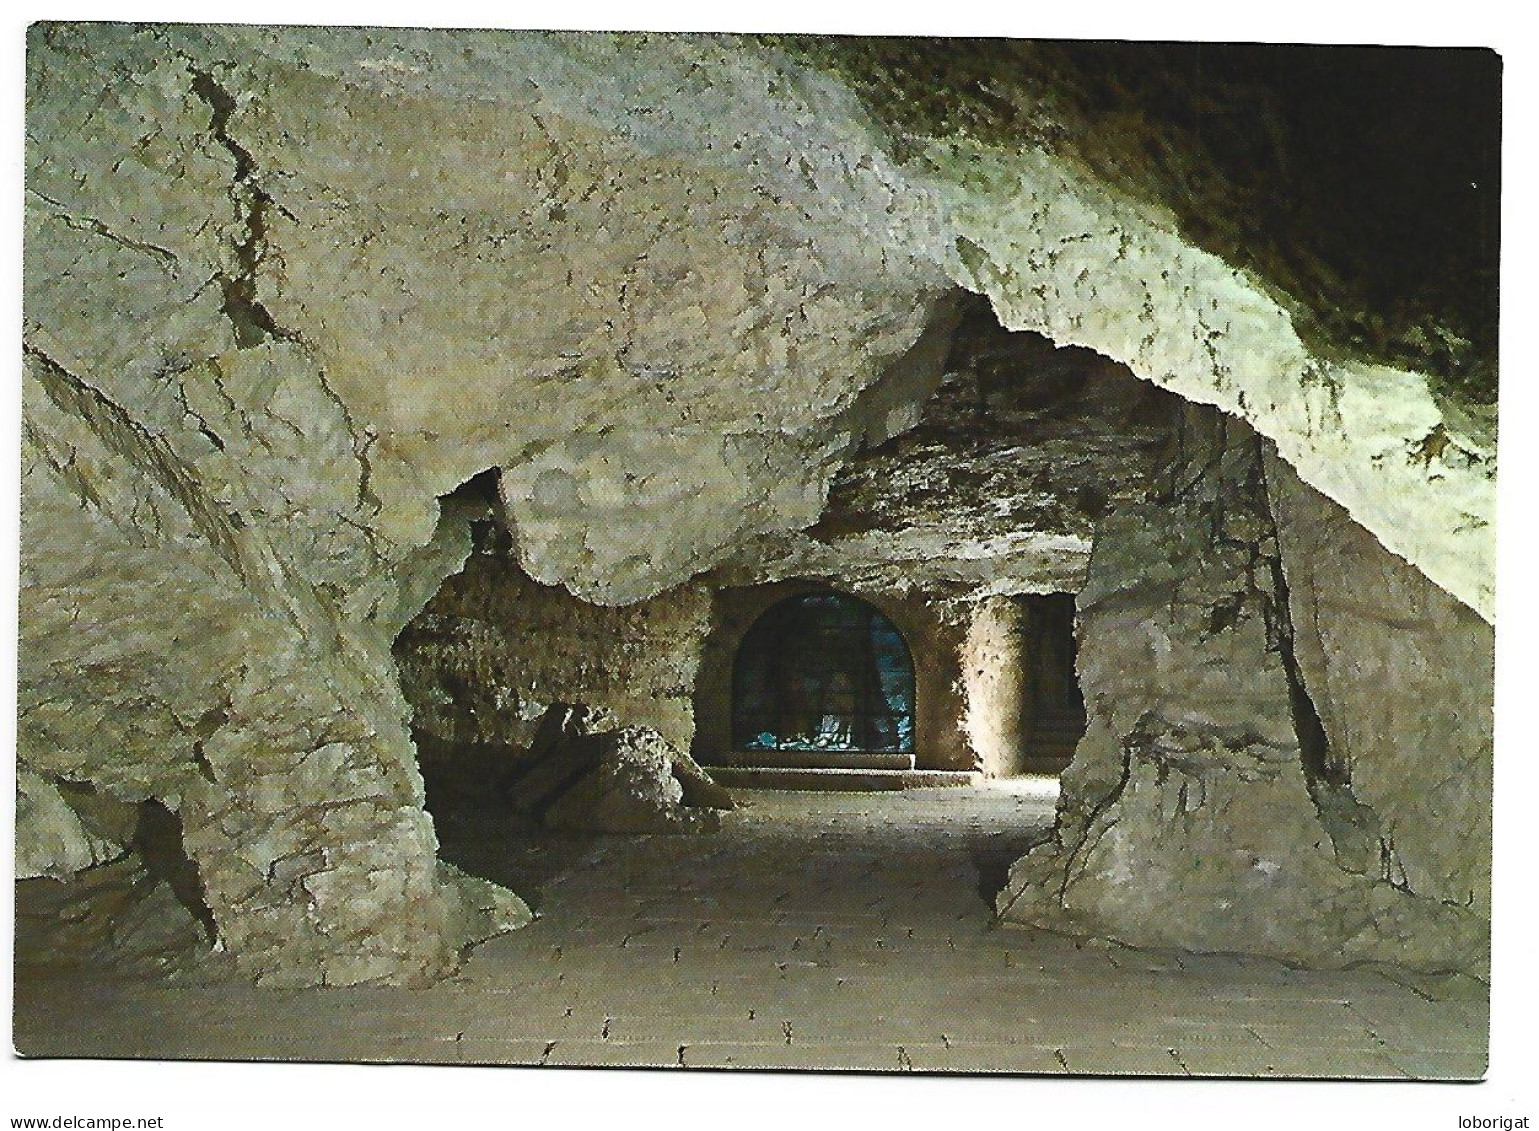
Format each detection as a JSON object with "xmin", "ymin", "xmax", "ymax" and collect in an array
[
  {"xmin": 173, "ymin": 616, "xmax": 534, "ymax": 987},
  {"xmin": 962, "ymin": 596, "xmax": 1028, "ymax": 777},
  {"xmin": 18, "ymin": 358, "xmax": 529, "ymax": 987},
  {"xmin": 1264, "ymin": 448, "xmax": 1493, "ymax": 941},
  {"xmin": 997, "ymin": 405, "xmax": 1486, "ymax": 975}
]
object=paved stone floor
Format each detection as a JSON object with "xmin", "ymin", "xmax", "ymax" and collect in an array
[{"xmin": 14, "ymin": 783, "xmax": 1488, "ymax": 1077}]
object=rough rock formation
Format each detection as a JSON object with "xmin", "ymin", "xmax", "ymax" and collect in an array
[
  {"xmin": 710, "ymin": 300, "xmax": 1179, "ymax": 596},
  {"xmin": 797, "ymin": 40, "xmax": 1500, "ymax": 400},
  {"xmin": 16, "ymin": 771, "xmax": 133, "ymax": 880},
  {"xmin": 16, "ymin": 856, "xmax": 215, "ymax": 978},
  {"xmin": 507, "ymin": 705, "xmax": 734, "ymax": 834},
  {"xmin": 20, "ymin": 25, "xmax": 1495, "ymax": 984},
  {"xmin": 396, "ymin": 508, "xmax": 712, "ymax": 759},
  {"xmin": 1265, "ymin": 452, "xmax": 1493, "ymax": 927},
  {"xmin": 996, "ymin": 406, "xmax": 1489, "ymax": 974},
  {"xmin": 805, "ymin": 38, "xmax": 1498, "ymax": 620}
]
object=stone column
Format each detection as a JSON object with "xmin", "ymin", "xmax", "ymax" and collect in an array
[{"xmin": 962, "ymin": 596, "xmax": 1028, "ymax": 777}]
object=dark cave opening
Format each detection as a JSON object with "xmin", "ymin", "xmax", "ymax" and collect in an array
[{"xmin": 1017, "ymin": 593, "xmax": 1088, "ymax": 775}]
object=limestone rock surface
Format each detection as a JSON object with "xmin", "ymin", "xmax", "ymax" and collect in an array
[
  {"xmin": 1265, "ymin": 451, "xmax": 1493, "ymax": 918},
  {"xmin": 508, "ymin": 705, "xmax": 733, "ymax": 834},
  {"xmin": 16, "ymin": 856, "xmax": 215, "ymax": 977},
  {"xmin": 15, "ymin": 771, "xmax": 131, "ymax": 880},
  {"xmin": 397, "ymin": 517, "xmax": 712, "ymax": 758},
  {"xmin": 711, "ymin": 302, "xmax": 1179, "ymax": 596},
  {"xmin": 936, "ymin": 144, "xmax": 1494, "ymax": 621},
  {"xmin": 997, "ymin": 406, "xmax": 1488, "ymax": 974}
]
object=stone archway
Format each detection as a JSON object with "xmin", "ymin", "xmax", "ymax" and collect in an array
[
  {"xmin": 692, "ymin": 582, "xmax": 974, "ymax": 775},
  {"xmin": 730, "ymin": 590, "xmax": 916, "ymax": 762}
]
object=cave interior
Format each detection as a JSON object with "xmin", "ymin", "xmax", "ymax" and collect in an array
[{"xmin": 15, "ymin": 25, "xmax": 1498, "ymax": 1078}]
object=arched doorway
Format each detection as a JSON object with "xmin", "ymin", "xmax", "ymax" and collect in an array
[{"xmin": 731, "ymin": 591, "xmax": 915, "ymax": 755}]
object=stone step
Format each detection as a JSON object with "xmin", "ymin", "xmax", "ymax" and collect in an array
[
  {"xmin": 708, "ymin": 766, "xmax": 982, "ymax": 792},
  {"xmin": 709, "ymin": 749, "xmax": 914, "ymax": 771}
]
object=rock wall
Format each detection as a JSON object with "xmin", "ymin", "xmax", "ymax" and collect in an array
[
  {"xmin": 1265, "ymin": 451, "xmax": 1494, "ymax": 924},
  {"xmin": 20, "ymin": 326, "xmax": 526, "ymax": 985},
  {"xmin": 21, "ymin": 24, "xmax": 947, "ymax": 983},
  {"xmin": 937, "ymin": 145, "xmax": 1495, "ymax": 622},
  {"xmin": 997, "ymin": 406, "xmax": 1490, "ymax": 974},
  {"xmin": 396, "ymin": 514, "xmax": 712, "ymax": 769},
  {"xmin": 16, "ymin": 771, "xmax": 134, "ymax": 881},
  {"xmin": 711, "ymin": 303, "xmax": 1182, "ymax": 597}
]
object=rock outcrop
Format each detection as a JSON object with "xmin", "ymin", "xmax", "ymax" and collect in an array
[
  {"xmin": 996, "ymin": 405, "xmax": 1489, "ymax": 974},
  {"xmin": 507, "ymin": 705, "xmax": 734, "ymax": 834},
  {"xmin": 1265, "ymin": 451, "xmax": 1493, "ymax": 931},
  {"xmin": 808, "ymin": 37, "xmax": 1498, "ymax": 620},
  {"xmin": 396, "ymin": 512, "xmax": 713, "ymax": 759},
  {"xmin": 709, "ymin": 300, "xmax": 1180, "ymax": 596},
  {"xmin": 16, "ymin": 771, "xmax": 136, "ymax": 881}
]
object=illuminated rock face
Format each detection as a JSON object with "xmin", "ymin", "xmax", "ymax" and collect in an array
[
  {"xmin": 996, "ymin": 407, "xmax": 1490, "ymax": 974},
  {"xmin": 1264, "ymin": 451, "xmax": 1493, "ymax": 945},
  {"xmin": 938, "ymin": 148, "xmax": 1495, "ymax": 623},
  {"xmin": 20, "ymin": 25, "xmax": 1494, "ymax": 982}
]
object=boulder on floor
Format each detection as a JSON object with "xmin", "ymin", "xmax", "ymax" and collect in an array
[{"xmin": 505, "ymin": 703, "xmax": 735, "ymax": 833}]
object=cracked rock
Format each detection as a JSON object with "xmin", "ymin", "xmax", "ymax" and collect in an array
[{"xmin": 508, "ymin": 705, "xmax": 733, "ymax": 835}]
